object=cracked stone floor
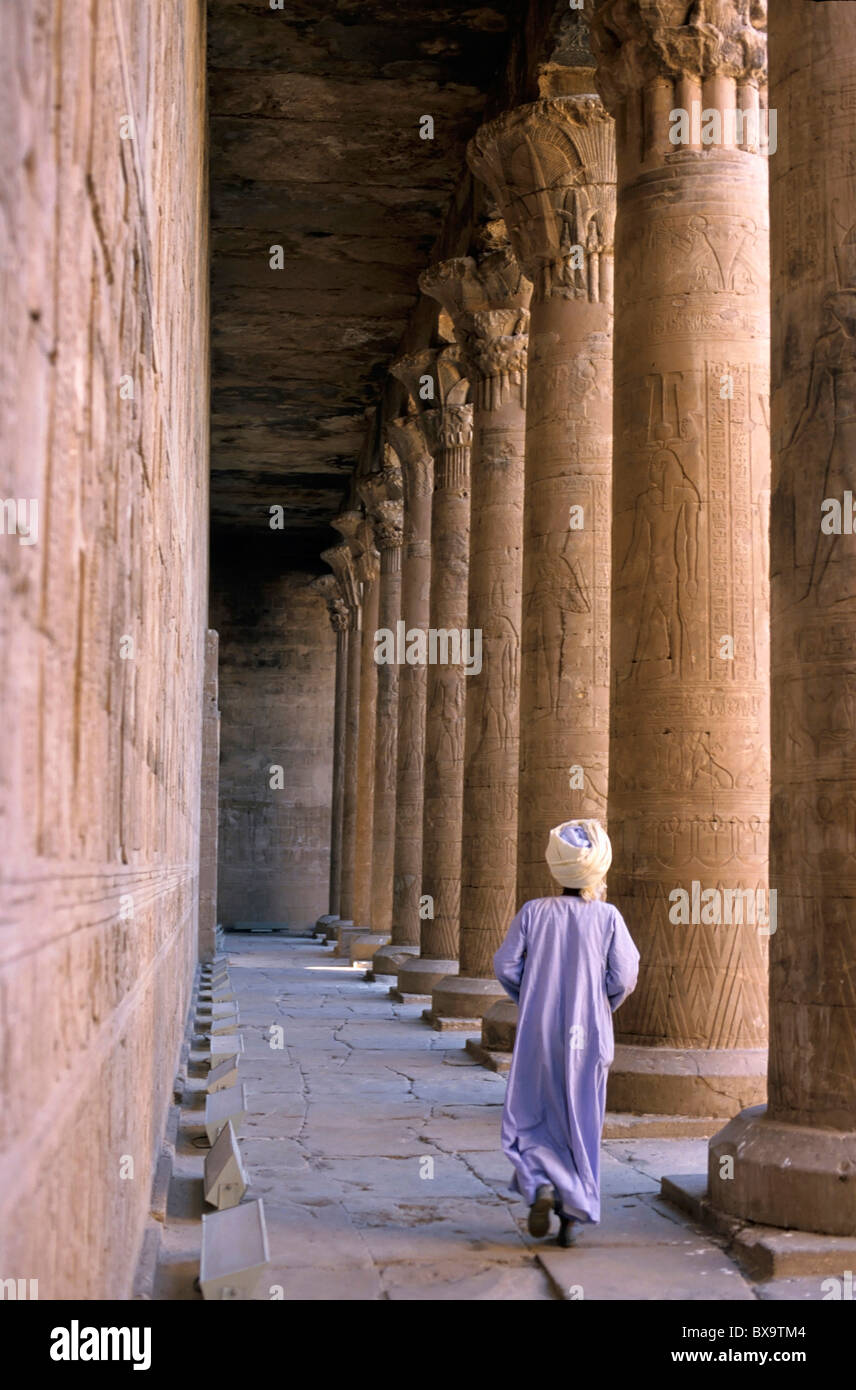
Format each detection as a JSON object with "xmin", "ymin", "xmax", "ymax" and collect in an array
[{"xmin": 153, "ymin": 936, "xmax": 823, "ymax": 1300}]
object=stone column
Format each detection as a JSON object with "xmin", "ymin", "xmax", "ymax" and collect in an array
[
  {"xmin": 591, "ymin": 0, "xmax": 770, "ymax": 1115},
  {"xmin": 198, "ymin": 629, "xmax": 220, "ymax": 964},
  {"xmin": 396, "ymin": 350, "xmax": 474, "ymax": 996},
  {"xmin": 708, "ymin": 0, "xmax": 856, "ymax": 1235},
  {"xmin": 467, "ymin": 95, "xmax": 615, "ymax": 1061},
  {"xmin": 312, "ymin": 575, "xmax": 350, "ymax": 929},
  {"xmin": 350, "ymin": 462, "xmax": 404, "ymax": 961},
  {"xmin": 322, "ymin": 520, "xmax": 362, "ymax": 944},
  {"xmin": 421, "ymin": 237, "xmax": 532, "ymax": 1025},
  {"xmin": 383, "ymin": 412, "xmax": 434, "ymax": 963},
  {"xmin": 346, "ymin": 513, "xmax": 381, "ymax": 950}
]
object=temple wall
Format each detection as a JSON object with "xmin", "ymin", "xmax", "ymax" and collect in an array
[
  {"xmin": 0, "ymin": 1, "xmax": 210, "ymax": 1297},
  {"xmin": 212, "ymin": 558, "xmax": 335, "ymax": 931}
]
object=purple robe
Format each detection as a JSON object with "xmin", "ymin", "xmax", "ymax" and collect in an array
[{"xmin": 493, "ymin": 895, "xmax": 639, "ymax": 1224}]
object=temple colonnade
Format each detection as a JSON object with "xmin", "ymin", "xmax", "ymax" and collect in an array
[{"xmin": 316, "ymin": 0, "xmax": 856, "ymax": 1238}]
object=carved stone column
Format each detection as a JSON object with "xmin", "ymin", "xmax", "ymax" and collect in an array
[
  {"xmin": 350, "ymin": 463, "xmax": 404, "ymax": 962},
  {"xmin": 395, "ymin": 350, "xmax": 474, "ymax": 996},
  {"xmin": 320, "ymin": 530, "xmax": 361, "ymax": 943},
  {"xmin": 421, "ymin": 236, "xmax": 532, "ymax": 1024},
  {"xmin": 383, "ymin": 413, "xmax": 434, "ymax": 961},
  {"xmin": 347, "ymin": 514, "xmax": 381, "ymax": 949},
  {"xmin": 198, "ymin": 629, "xmax": 220, "ymax": 964},
  {"xmin": 467, "ymin": 95, "xmax": 615, "ymax": 1061},
  {"xmin": 592, "ymin": 0, "xmax": 770, "ymax": 1114},
  {"xmin": 312, "ymin": 575, "xmax": 350, "ymax": 926},
  {"xmin": 708, "ymin": 0, "xmax": 856, "ymax": 1235}
]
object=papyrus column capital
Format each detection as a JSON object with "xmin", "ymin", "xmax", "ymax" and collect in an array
[
  {"xmin": 419, "ymin": 249, "xmax": 532, "ymax": 404},
  {"xmin": 312, "ymin": 572, "xmax": 351, "ymax": 632},
  {"xmin": 468, "ymin": 96, "xmax": 616, "ymax": 303},
  {"xmin": 591, "ymin": 0, "xmax": 767, "ymax": 109},
  {"xmin": 320, "ymin": 540, "xmax": 360, "ymax": 628},
  {"xmin": 384, "ymin": 415, "xmax": 434, "ymax": 500},
  {"xmin": 392, "ymin": 345, "xmax": 472, "ymax": 483}
]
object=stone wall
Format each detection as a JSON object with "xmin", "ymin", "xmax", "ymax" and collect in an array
[
  {"xmin": 212, "ymin": 555, "xmax": 336, "ymax": 931},
  {"xmin": 0, "ymin": 1, "xmax": 209, "ymax": 1298}
]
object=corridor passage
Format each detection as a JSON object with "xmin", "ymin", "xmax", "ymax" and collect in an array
[{"xmin": 153, "ymin": 936, "xmax": 805, "ymax": 1302}]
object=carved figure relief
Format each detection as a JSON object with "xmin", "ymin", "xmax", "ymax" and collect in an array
[{"xmin": 620, "ymin": 448, "xmax": 701, "ymax": 682}]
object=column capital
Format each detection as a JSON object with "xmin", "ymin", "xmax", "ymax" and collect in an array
[
  {"xmin": 419, "ymin": 248, "xmax": 532, "ymax": 385},
  {"xmin": 467, "ymin": 96, "xmax": 616, "ymax": 303},
  {"xmin": 591, "ymin": 0, "xmax": 767, "ymax": 111},
  {"xmin": 391, "ymin": 345, "xmax": 471, "ymax": 446},
  {"xmin": 330, "ymin": 508, "xmax": 363, "ymax": 554},
  {"xmin": 354, "ymin": 513, "xmax": 380, "ymax": 585},
  {"xmin": 320, "ymin": 541, "xmax": 359, "ymax": 626},
  {"xmin": 384, "ymin": 415, "xmax": 434, "ymax": 500},
  {"xmin": 312, "ymin": 572, "xmax": 351, "ymax": 632},
  {"xmin": 422, "ymin": 401, "xmax": 473, "ymax": 456},
  {"xmin": 369, "ymin": 500, "xmax": 405, "ymax": 558},
  {"xmin": 358, "ymin": 476, "xmax": 404, "ymax": 556}
]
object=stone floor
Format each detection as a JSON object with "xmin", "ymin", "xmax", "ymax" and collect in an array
[{"xmin": 153, "ymin": 936, "xmax": 828, "ymax": 1300}]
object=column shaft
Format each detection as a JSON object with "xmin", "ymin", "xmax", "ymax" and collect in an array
[
  {"xmin": 708, "ymin": 0, "xmax": 856, "ymax": 1236},
  {"xmin": 329, "ymin": 626, "xmax": 348, "ymax": 918},
  {"xmin": 387, "ymin": 419, "xmax": 433, "ymax": 952},
  {"xmin": 339, "ymin": 615, "xmax": 361, "ymax": 925},
  {"xmin": 353, "ymin": 474, "xmax": 404, "ymax": 962},
  {"xmin": 322, "ymin": 530, "xmax": 362, "ymax": 940},
  {"xmin": 353, "ymin": 561, "xmax": 380, "ymax": 930},
  {"xmin": 399, "ymin": 399, "xmax": 473, "ymax": 997},
  {"xmin": 593, "ymin": 0, "xmax": 770, "ymax": 1115}
]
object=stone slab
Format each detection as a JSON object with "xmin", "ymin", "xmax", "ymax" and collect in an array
[
  {"xmin": 315, "ymin": 1155, "xmax": 492, "ymax": 1200},
  {"xmin": 342, "ymin": 1197, "xmax": 531, "ymax": 1262},
  {"xmin": 537, "ymin": 1245, "xmax": 756, "ymax": 1301},
  {"xmin": 382, "ymin": 1257, "xmax": 556, "ymax": 1301}
]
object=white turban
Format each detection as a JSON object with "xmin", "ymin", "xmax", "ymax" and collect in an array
[{"xmin": 545, "ymin": 819, "xmax": 612, "ymax": 898}]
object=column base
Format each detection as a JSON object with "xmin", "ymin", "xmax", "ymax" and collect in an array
[
  {"xmin": 425, "ymin": 974, "xmax": 507, "ymax": 1028},
  {"xmin": 349, "ymin": 933, "xmax": 389, "ymax": 965},
  {"xmin": 397, "ymin": 957, "xmax": 459, "ymax": 998},
  {"xmin": 606, "ymin": 1045, "xmax": 767, "ymax": 1118},
  {"xmin": 314, "ymin": 914, "xmax": 338, "ymax": 938},
  {"xmin": 335, "ymin": 923, "xmax": 362, "ymax": 957},
  {"xmin": 708, "ymin": 1104, "xmax": 856, "ymax": 1237},
  {"xmin": 370, "ymin": 944, "xmax": 420, "ymax": 978},
  {"xmin": 465, "ymin": 999, "xmax": 517, "ymax": 1072}
]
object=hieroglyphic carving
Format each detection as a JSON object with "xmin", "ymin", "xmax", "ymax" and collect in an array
[
  {"xmin": 599, "ymin": 1, "xmax": 771, "ymax": 1079},
  {"xmin": 763, "ymin": 2, "xmax": 856, "ymax": 1136}
]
